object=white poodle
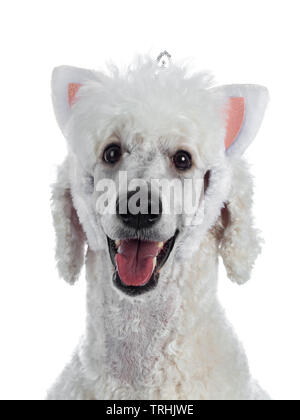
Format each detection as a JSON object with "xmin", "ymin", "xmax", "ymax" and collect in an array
[{"xmin": 48, "ymin": 55, "xmax": 269, "ymax": 400}]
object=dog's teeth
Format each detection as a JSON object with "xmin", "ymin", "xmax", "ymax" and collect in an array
[
  {"xmin": 153, "ymin": 257, "xmax": 157, "ymax": 272},
  {"xmin": 158, "ymin": 242, "xmax": 164, "ymax": 249},
  {"xmin": 115, "ymin": 240, "xmax": 121, "ymax": 248}
]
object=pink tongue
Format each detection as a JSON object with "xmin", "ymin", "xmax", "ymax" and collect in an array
[{"xmin": 115, "ymin": 240, "xmax": 160, "ymax": 286}]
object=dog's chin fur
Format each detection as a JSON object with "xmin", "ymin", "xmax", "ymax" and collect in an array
[
  {"xmin": 48, "ymin": 56, "xmax": 269, "ymax": 400},
  {"xmin": 47, "ymin": 232, "xmax": 268, "ymax": 400}
]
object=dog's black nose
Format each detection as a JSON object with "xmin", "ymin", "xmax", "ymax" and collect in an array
[{"xmin": 116, "ymin": 191, "xmax": 162, "ymax": 229}]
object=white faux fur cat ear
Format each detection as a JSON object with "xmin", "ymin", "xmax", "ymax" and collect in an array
[
  {"xmin": 212, "ymin": 84, "xmax": 269, "ymax": 156},
  {"xmin": 51, "ymin": 66, "xmax": 97, "ymax": 135}
]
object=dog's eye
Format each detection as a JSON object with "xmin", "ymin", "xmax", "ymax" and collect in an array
[
  {"xmin": 173, "ymin": 150, "xmax": 192, "ymax": 170},
  {"xmin": 103, "ymin": 144, "xmax": 122, "ymax": 164}
]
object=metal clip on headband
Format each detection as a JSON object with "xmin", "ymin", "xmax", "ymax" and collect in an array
[{"xmin": 157, "ymin": 51, "xmax": 172, "ymax": 68}]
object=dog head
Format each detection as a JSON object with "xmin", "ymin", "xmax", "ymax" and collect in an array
[{"xmin": 51, "ymin": 57, "xmax": 268, "ymax": 296}]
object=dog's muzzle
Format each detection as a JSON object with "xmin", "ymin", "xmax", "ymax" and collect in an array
[
  {"xmin": 116, "ymin": 190, "xmax": 162, "ymax": 229},
  {"xmin": 107, "ymin": 191, "xmax": 177, "ymax": 296}
]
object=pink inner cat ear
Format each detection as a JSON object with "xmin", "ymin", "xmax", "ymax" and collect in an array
[
  {"xmin": 68, "ymin": 83, "xmax": 82, "ymax": 107},
  {"xmin": 225, "ymin": 97, "xmax": 245, "ymax": 150}
]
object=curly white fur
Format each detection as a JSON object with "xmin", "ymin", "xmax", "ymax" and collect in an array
[
  {"xmin": 47, "ymin": 56, "xmax": 269, "ymax": 400},
  {"xmin": 51, "ymin": 159, "xmax": 86, "ymax": 284}
]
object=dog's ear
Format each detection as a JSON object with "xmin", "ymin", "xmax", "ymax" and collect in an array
[
  {"xmin": 51, "ymin": 65, "xmax": 97, "ymax": 135},
  {"xmin": 51, "ymin": 159, "xmax": 86, "ymax": 284},
  {"xmin": 218, "ymin": 160, "xmax": 262, "ymax": 284},
  {"xmin": 210, "ymin": 84, "xmax": 268, "ymax": 283},
  {"xmin": 211, "ymin": 84, "xmax": 269, "ymax": 157}
]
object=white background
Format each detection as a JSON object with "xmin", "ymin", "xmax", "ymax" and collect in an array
[{"xmin": 0, "ymin": 0, "xmax": 299, "ymax": 400}]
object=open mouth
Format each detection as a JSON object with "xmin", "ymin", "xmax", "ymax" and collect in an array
[{"xmin": 107, "ymin": 232, "xmax": 178, "ymax": 296}]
